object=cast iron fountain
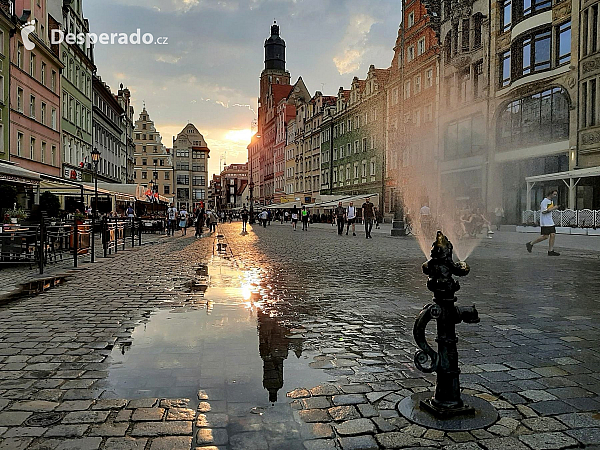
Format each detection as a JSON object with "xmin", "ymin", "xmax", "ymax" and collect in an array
[{"xmin": 398, "ymin": 231, "xmax": 498, "ymax": 431}]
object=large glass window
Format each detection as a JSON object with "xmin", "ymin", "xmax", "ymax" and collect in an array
[
  {"xmin": 521, "ymin": 30, "xmax": 550, "ymax": 75},
  {"xmin": 501, "ymin": 1, "xmax": 512, "ymax": 32},
  {"xmin": 523, "ymin": 0, "xmax": 551, "ymax": 18},
  {"xmin": 497, "ymin": 87, "xmax": 569, "ymax": 151},
  {"xmin": 557, "ymin": 21, "xmax": 571, "ymax": 65},
  {"xmin": 444, "ymin": 115, "xmax": 485, "ymax": 160},
  {"xmin": 500, "ymin": 51, "xmax": 511, "ymax": 87}
]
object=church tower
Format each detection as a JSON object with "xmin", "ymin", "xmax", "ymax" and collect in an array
[{"xmin": 258, "ymin": 21, "xmax": 291, "ymax": 132}]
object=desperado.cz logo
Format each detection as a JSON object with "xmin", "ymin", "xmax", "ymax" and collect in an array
[{"xmin": 19, "ymin": 19, "xmax": 167, "ymax": 51}]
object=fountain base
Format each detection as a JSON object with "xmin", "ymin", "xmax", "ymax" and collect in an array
[{"xmin": 398, "ymin": 391, "xmax": 498, "ymax": 431}]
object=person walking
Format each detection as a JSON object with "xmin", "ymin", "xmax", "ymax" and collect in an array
[
  {"xmin": 126, "ymin": 205, "xmax": 135, "ymax": 218},
  {"xmin": 301, "ymin": 206, "xmax": 309, "ymax": 231},
  {"xmin": 346, "ymin": 201, "xmax": 357, "ymax": 236},
  {"xmin": 241, "ymin": 206, "xmax": 249, "ymax": 232},
  {"xmin": 166, "ymin": 203, "xmax": 177, "ymax": 236},
  {"xmin": 291, "ymin": 206, "xmax": 299, "ymax": 231},
  {"xmin": 334, "ymin": 202, "xmax": 346, "ymax": 235},
  {"xmin": 362, "ymin": 197, "xmax": 376, "ymax": 239},
  {"xmin": 179, "ymin": 206, "xmax": 188, "ymax": 235},
  {"xmin": 526, "ymin": 189, "xmax": 561, "ymax": 256},
  {"xmin": 494, "ymin": 206, "xmax": 505, "ymax": 231},
  {"xmin": 195, "ymin": 207, "xmax": 205, "ymax": 238}
]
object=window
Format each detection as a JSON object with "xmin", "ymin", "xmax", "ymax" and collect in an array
[
  {"xmin": 51, "ymin": 70, "xmax": 56, "ymax": 92},
  {"xmin": 362, "ymin": 137, "xmax": 367, "ymax": 152},
  {"xmin": 408, "ymin": 11, "xmax": 415, "ymax": 28},
  {"xmin": 407, "ymin": 45, "xmax": 415, "ymax": 62},
  {"xmin": 30, "ymin": 95, "xmax": 36, "ymax": 118},
  {"xmin": 354, "ymin": 163, "xmax": 359, "ymax": 179},
  {"xmin": 164, "ymin": 172, "xmax": 170, "ymax": 180},
  {"xmin": 41, "ymin": 62, "xmax": 46, "ymax": 85},
  {"xmin": 473, "ymin": 14, "xmax": 483, "ymax": 48},
  {"xmin": 426, "ymin": 69, "xmax": 433, "ymax": 88},
  {"xmin": 41, "ymin": 142, "xmax": 46, "ymax": 163},
  {"xmin": 17, "ymin": 132, "xmax": 23, "ymax": 156},
  {"xmin": 17, "ymin": 42, "xmax": 23, "ymax": 69},
  {"xmin": 51, "ymin": 145, "xmax": 56, "ymax": 166},
  {"xmin": 193, "ymin": 189, "xmax": 206, "ymax": 200},
  {"xmin": 164, "ymin": 185, "xmax": 170, "ymax": 194},
  {"xmin": 404, "ymin": 81, "xmax": 411, "ymax": 99},
  {"xmin": 142, "ymin": 172, "xmax": 147, "ymax": 179},
  {"xmin": 41, "ymin": 102, "xmax": 46, "ymax": 125},
  {"xmin": 17, "ymin": 88, "xmax": 23, "ymax": 112},
  {"xmin": 29, "ymin": 54, "xmax": 36, "ymax": 78},
  {"xmin": 414, "ymin": 75, "xmax": 421, "ymax": 94},
  {"xmin": 500, "ymin": 50, "xmax": 511, "ymax": 87},
  {"xmin": 497, "ymin": 87, "xmax": 569, "ymax": 151},
  {"xmin": 193, "ymin": 176, "xmax": 206, "ymax": 186},
  {"xmin": 192, "ymin": 150, "xmax": 205, "ymax": 159},
  {"xmin": 30, "ymin": 137, "xmax": 35, "ymax": 159},
  {"xmin": 418, "ymin": 37, "xmax": 426, "ymax": 56},
  {"xmin": 362, "ymin": 161, "xmax": 367, "ymax": 178},
  {"xmin": 462, "ymin": 19, "xmax": 470, "ymax": 51},
  {"xmin": 347, "ymin": 143, "xmax": 351, "ymax": 157},
  {"xmin": 370, "ymin": 158, "xmax": 376, "ymax": 176},
  {"xmin": 523, "ymin": 0, "xmax": 551, "ymax": 18},
  {"xmin": 520, "ymin": 29, "xmax": 551, "ymax": 76},
  {"xmin": 557, "ymin": 21, "xmax": 571, "ymax": 66},
  {"xmin": 142, "ymin": 158, "xmax": 147, "ymax": 165},
  {"xmin": 51, "ymin": 108, "xmax": 56, "ymax": 130},
  {"xmin": 445, "ymin": 115, "xmax": 486, "ymax": 159},
  {"xmin": 177, "ymin": 175, "xmax": 189, "ymax": 185},
  {"xmin": 354, "ymin": 140, "xmax": 359, "ymax": 153},
  {"xmin": 425, "ymin": 104, "xmax": 433, "ymax": 122}
]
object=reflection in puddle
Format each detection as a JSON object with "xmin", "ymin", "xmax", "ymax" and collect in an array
[{"xmin": 103, "ymin": 255, "xmax": 329, "ymax": 409}]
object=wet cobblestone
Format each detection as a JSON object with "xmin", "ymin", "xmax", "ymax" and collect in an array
[{"xmin": 0, "ymin": 223, "xmax": 597, "ymax": 449}]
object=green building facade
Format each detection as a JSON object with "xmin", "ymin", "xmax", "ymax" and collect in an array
[{"xmin": 60, "ymin": 0, "xmax": 94, "ymax": 181}]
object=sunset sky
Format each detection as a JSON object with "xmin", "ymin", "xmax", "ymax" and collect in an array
[{"xmin": 86, "ymin": 0, "xmax": 402, "ymax": 177}]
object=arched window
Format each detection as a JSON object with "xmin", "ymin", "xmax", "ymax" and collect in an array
[{"xmin": 497, "ymin": 87, "xmax": 569, "ymax": 151}]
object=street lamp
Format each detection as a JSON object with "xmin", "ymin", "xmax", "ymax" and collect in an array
[
  {"xmin": 249, "ymin": 181, "xmax": 255, "ymax": 224},
  {"xmin": 90, "ymin": 147, "xmax": 101, "ymax": 263}
]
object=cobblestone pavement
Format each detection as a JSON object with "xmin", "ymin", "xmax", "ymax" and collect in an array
[
  {"xmin": 0, "ymin": 232, "xmax": 166, "ymax": 300},
  {"xmin": 0, "ymin": 222, "xmax": 597, "ymax": 449}
]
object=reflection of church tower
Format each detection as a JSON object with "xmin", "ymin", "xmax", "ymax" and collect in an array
[{"xmin": 258, "ymin": 309, "xmax": 293, "ymax": 403}]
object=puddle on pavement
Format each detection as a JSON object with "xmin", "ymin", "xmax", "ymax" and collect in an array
[{"xmin": 102, "ymin": 254, "xmax": 330, "ymax": 412}]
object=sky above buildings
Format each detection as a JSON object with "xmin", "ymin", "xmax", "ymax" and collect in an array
[{"xmin": 86, "ymin": 0, "xmax": 402, "ymax": 177}]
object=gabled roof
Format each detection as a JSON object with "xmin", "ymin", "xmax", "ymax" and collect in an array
[{"xmin": 272, "ymin": 84, "xmax": 294, "ymax": 104}]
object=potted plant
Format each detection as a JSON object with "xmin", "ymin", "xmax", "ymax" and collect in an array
[
  {"xmin": 6, "ymin": 207, "xmax": 27, "ymax": 224},
  {"xmin": 73, "ymin": 211, "xmax": 87, "ymax": 225}
]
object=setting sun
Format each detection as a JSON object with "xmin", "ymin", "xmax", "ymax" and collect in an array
[{"xmin": 224, "ymin": 129, "xmax": 253, "ymax": 143}]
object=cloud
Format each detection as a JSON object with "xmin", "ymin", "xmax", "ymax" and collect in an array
[
  {"xmin": 86, "ymin": 0, "xmax": 401, "ymax": 177},
  {"xmin": 333, "ymin": 14, "xmax": 377, "ymax": 75}
]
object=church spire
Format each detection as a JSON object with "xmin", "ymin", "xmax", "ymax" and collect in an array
[{"xmin": 264, "ymin": 20, "xmax": 286, "ymax": 71}]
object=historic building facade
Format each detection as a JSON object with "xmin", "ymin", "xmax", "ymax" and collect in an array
[
  {"xmin": 92, "ymin": 75, "xmax": 123, "ymax": 182},
  {"xmin": 328, "ymin": 66, "xmax": 389, "ymax": 210},
  {"xmin": 117, "ymin": 84, "xmax": 135, "ymax": 184},
  {"xmin": 487, "ymin": 0, "xmax": 576, "ymax": 222},
  {"xmin": 172, "ymin": 123, "xmax": 209, "ymax": 210},
  {"xmin": 10, "ymin": 0, "xmax": 62, "ymax": 177},
  {"xmin": 0, "ymin": 2, "xmax": 13, "ymax": 161},
  {"xmin": 58, "ymin": 0, "xmax": 94, "ymax": 182},
  {"xmin": 386, "ymin": 0, "xmax": 440, "ymax": 217},
  {"xmin": 133, "ymin": 107, "xmax": 173, "ymax": 197}
]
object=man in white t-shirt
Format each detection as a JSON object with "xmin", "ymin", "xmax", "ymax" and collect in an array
[
  {"xmin": 346, "ymin": 201, "xmax": 357, "ymax": 236},
  {"xmin": 526, "ymin": 189, "xmax": 560, "ymax": 256},
  {"xmin": 166, "ymin": 203, "xmax": 178, "ymax": 236}
]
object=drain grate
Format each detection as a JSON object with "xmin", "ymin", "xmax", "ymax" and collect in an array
[{"xmin": 24, "ymin": 412, "xmax": 64, "ymax": 427}]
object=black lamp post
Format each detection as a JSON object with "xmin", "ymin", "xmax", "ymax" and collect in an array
[
  {"xmin": 90, "ymin": 147, "xmax": 101, "ymax": 263},
  {"xmin": 249, "ymin": 181, "xmax": 255, "ymax": 224}
]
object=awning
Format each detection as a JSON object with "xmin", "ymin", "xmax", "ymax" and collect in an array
[
  {"xmin": 0, "ymin": 161, "xmax": 41, "ymax": 185},
  {"xmin": 525, "ymin": 167, "xmax": 600, "ymax": 183}
]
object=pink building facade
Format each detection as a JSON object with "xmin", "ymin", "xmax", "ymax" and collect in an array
[{"xmin": 10, "ymin": 0, "xmax": 62, "ymax": 176}]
